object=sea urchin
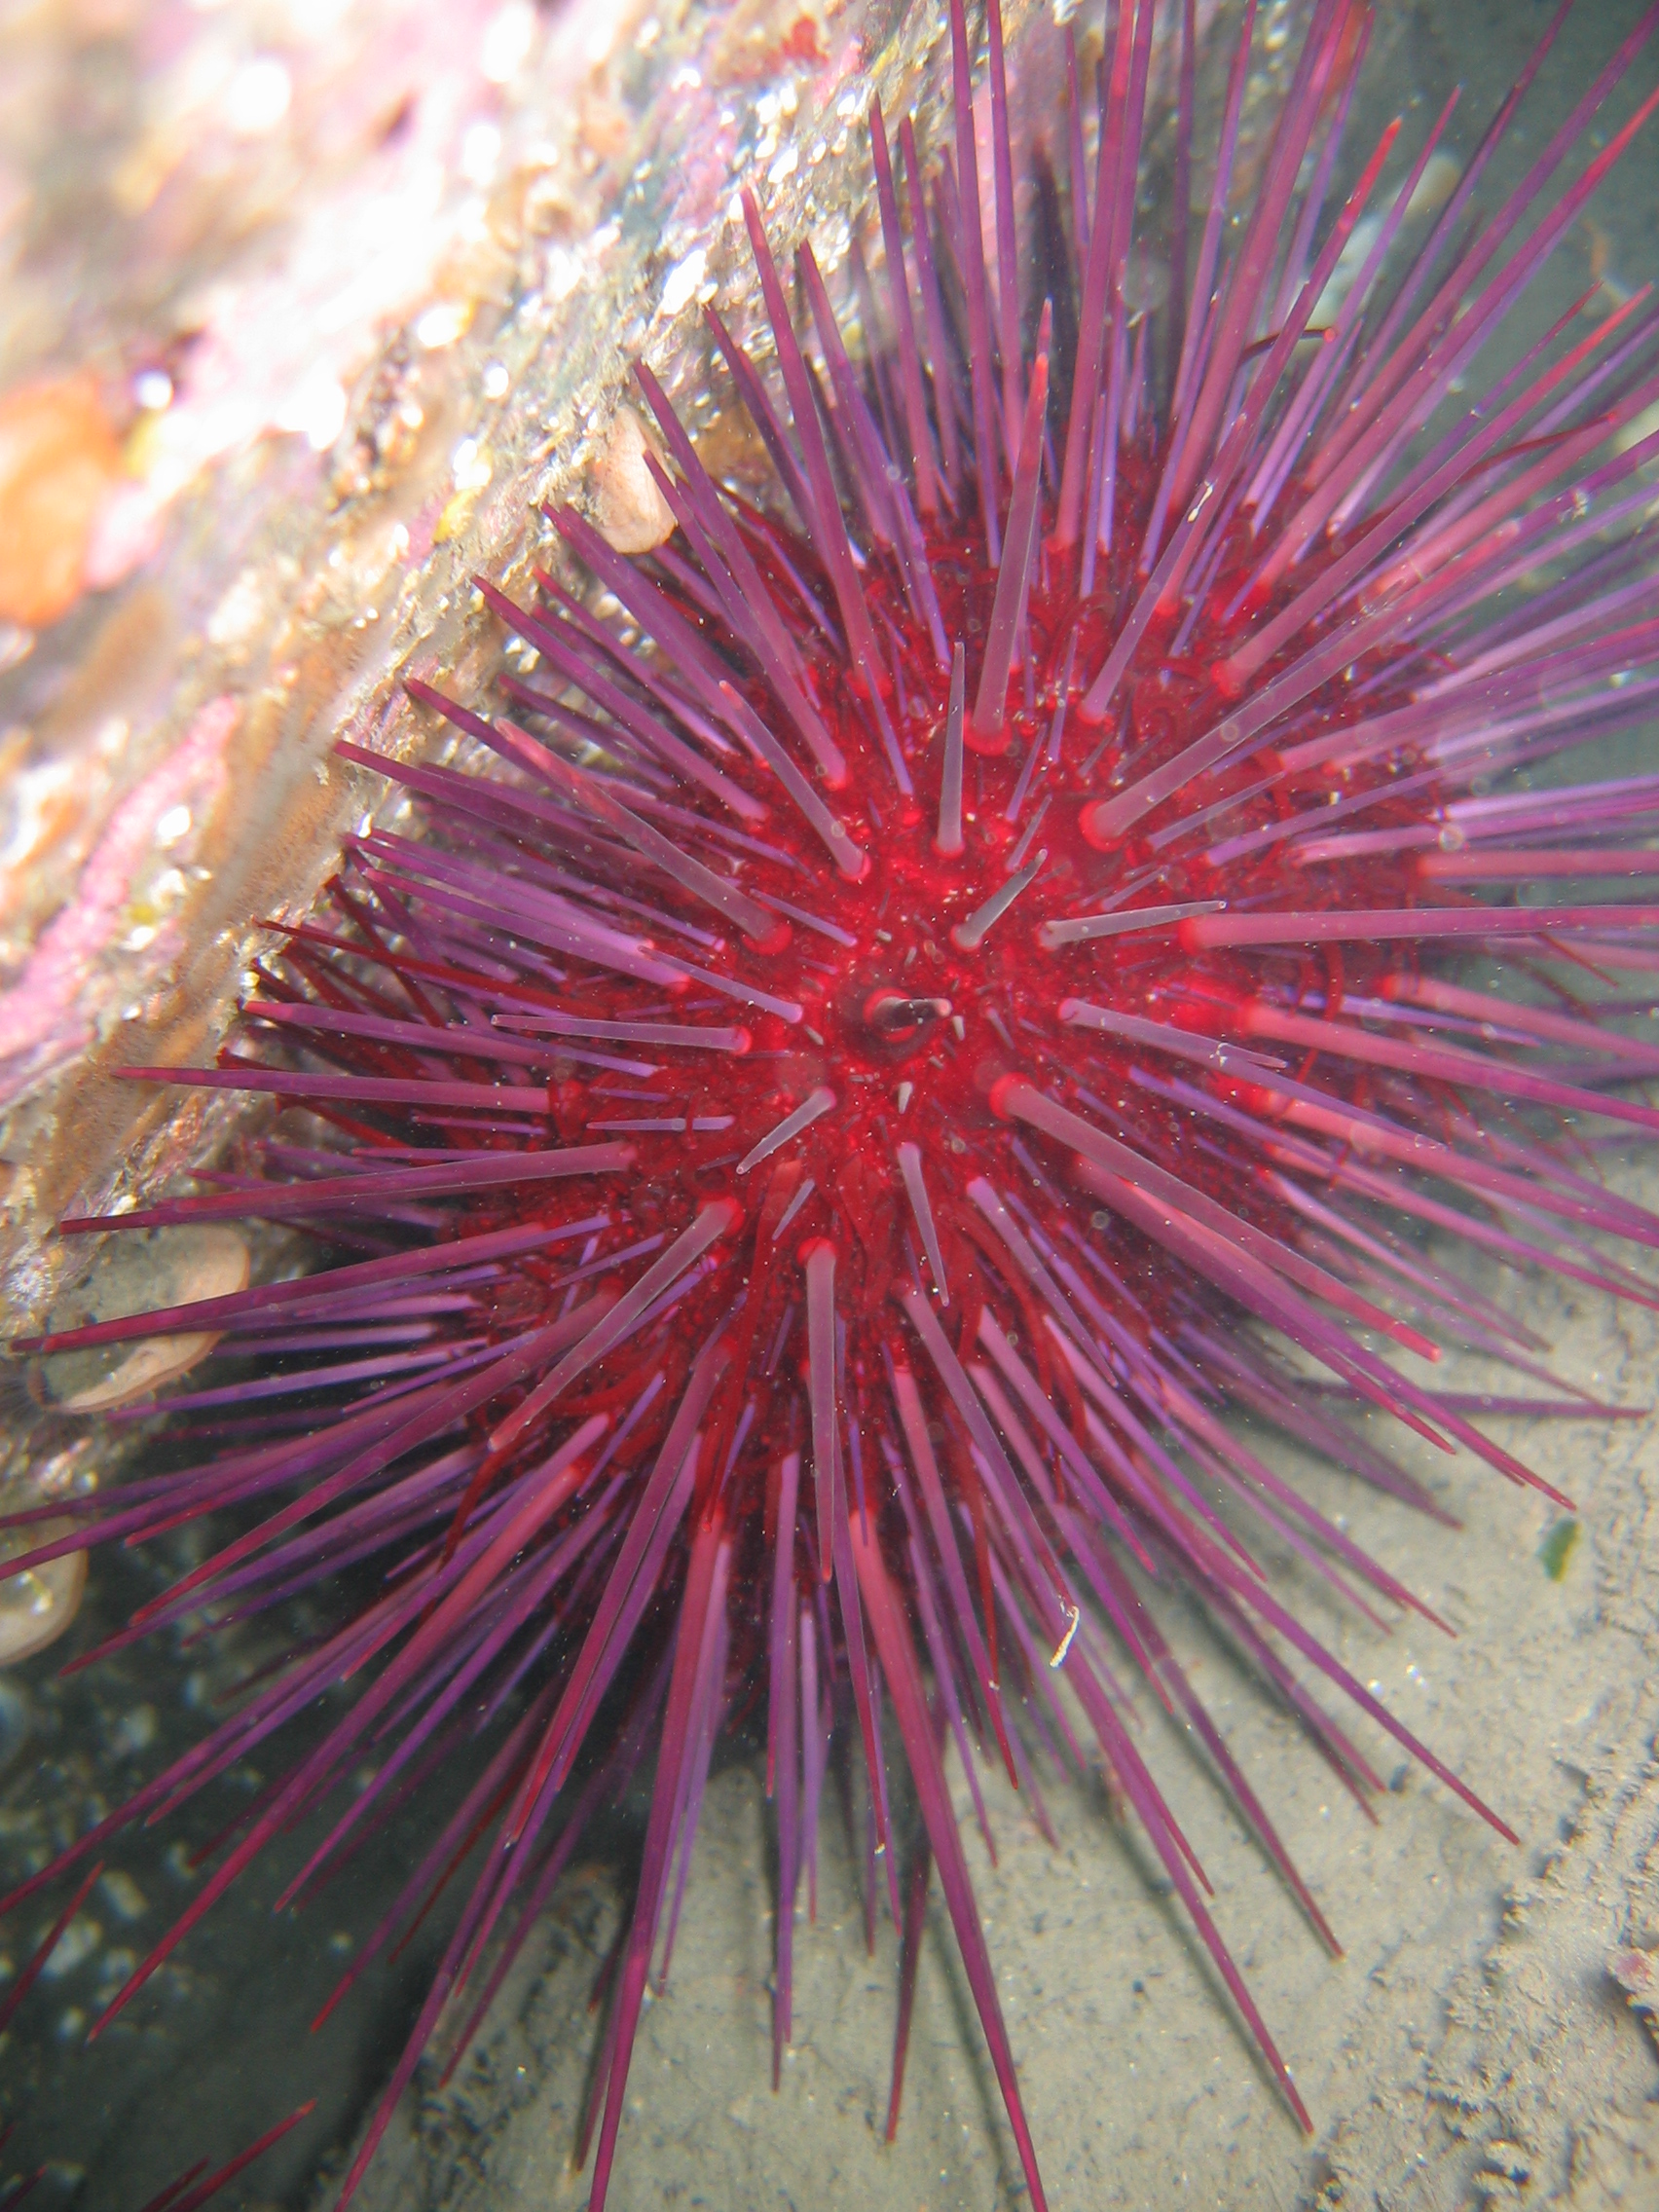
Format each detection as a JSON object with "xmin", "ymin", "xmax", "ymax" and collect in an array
[{"xmin": 10, "ymin": 0, "xmax": 1659, "ymax": 2202}]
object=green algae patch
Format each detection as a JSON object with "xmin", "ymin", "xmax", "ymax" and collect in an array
[{"xmin": 1540, "ymin": 1520, "xmax": 1580, "ymax": 1582}]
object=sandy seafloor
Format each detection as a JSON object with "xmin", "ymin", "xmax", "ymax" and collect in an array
[{"xmin": 4, "ymin": 0, "xmax": 1659, "ymax": 2207}]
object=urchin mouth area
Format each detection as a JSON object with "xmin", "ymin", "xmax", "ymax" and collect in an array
[{"xmin": 858, "ymin": 987, "xmax": 955, "ymax": 1055}]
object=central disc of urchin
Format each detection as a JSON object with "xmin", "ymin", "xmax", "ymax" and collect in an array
[{"xmin": 857, "ymin": 987, "xmax": 955, "ymax": 1056}]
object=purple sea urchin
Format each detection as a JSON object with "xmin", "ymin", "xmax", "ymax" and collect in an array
[{"xmin": 8, "ymin": 0, "xmax": 1659, "ymax": 2203}]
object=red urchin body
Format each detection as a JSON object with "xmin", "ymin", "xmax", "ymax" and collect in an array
[{"xmin": 9, "ymin": 0, "xmax": 1659, "ymax": 2204}]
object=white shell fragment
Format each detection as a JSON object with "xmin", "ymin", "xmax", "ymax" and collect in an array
[
  {"xmin": 590, "ymin": 405, "xmax": 676, "ymax": 554},
  {"xmin": 43, "ymin": 1224, "xmax": 250, "ymax": 1414},
  {"xmin": 0, "ymin": 1530, "xmax": 88, "ymax": 1667}
]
